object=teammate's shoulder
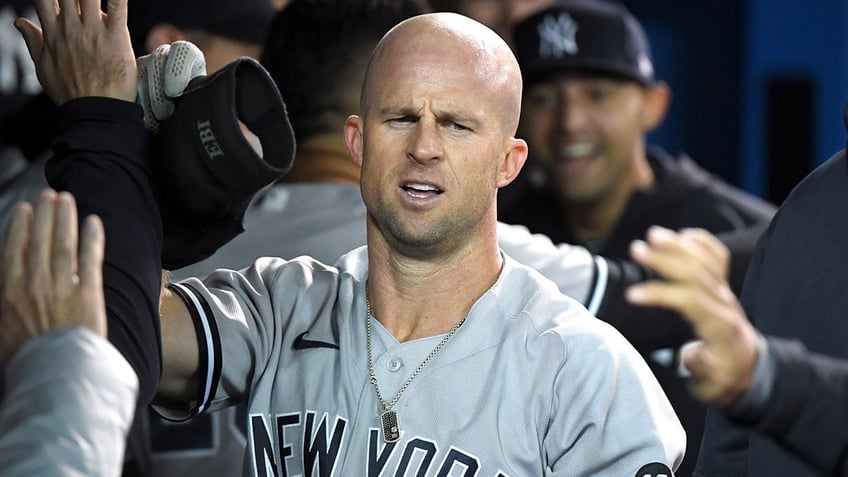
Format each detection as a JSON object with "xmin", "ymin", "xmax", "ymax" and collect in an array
[{"xmin": 494, "ymin": 256, "xmax": 597, "ymax": 328}]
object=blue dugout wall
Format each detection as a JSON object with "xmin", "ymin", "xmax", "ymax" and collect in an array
[{"xmin": 624, "ymin": 0, "xmax": 848, "ymax": 205}]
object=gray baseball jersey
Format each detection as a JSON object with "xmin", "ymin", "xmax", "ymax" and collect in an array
[
  {"xmin": 163, "ymin": 247, "xmax": 683, "ymax": 476},
  {"xmin": 153, "ymin": 184, "xmax": 605, "ymax": 477},
  {"xmin": 0, "ymin": 327, "xmax": 138, "ymax": 476}
]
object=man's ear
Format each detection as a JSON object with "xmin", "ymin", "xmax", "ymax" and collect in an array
[
  {"xmin": 145, "ymin": 24, "xmax": 187, "ymax": 54},
  {"xmin": 497, "ymin": 138, "xmax": 529, "ymax": 188},
  {"xmin": 344, "ymin": 115, "xmax": 364, "ymax": 167},
  {"xmin": 642, "ymin": 81, "xmax": 671, "ymax": 132}
]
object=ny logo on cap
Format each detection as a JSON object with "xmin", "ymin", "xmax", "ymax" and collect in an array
[{"xmin": 537, "ymin": 13, "xmax": 579, "ymax": 59}]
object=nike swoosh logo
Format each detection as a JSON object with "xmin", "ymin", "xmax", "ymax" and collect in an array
[{"xmin": 292, "ymin": 330, "xmax": 340, "ymax": 350}]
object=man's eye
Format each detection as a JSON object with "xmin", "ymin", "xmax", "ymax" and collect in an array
[
  {"xmin": 589, "ymin": 88, "xmax": 611, "ymax": 102},
  {"xmin": 448, "ymin": 122, "xmax": 469, "ymax": 132},
  {"xmin": 391, "ymin": 115, "xmax": 416, "ymax": 123},
  {"xmin": 527, "ymin": 92, "xmax": 557, "ymax": 108}
]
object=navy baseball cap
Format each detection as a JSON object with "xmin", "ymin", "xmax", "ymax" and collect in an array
[{"xmin": 513, "ymin": 0, "xmax": 656, "ymax": 87}]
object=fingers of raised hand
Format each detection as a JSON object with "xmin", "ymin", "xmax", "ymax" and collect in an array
[
  {"xmin": 79, "ymin": 0, "xmax": 102, "ymax": 25},
  {"xmin": 26, "ymin": 190, "xmax": 61, "ymax": 325},
  {"xmin": 632, "ymin": 226, "xmax": 725, "ymax": 285},
  {"xmin": 9, "ymin": 190, "xmax": 83, "ymax": 324},
  {"xmin": 26, "ymin": 0, "xmax": 135, "ymax": 104},
  {"xmin": 626, "ymin": 227, "xmax": 742, "ymax": 332},
  {"xmin": 0, "ymin": 190, "xmax": 107, "ymax": 362},
  {"xmin": 28, "ymin": 191, "xmax": 106, "ymax": 336},
  {"xmin": 56, "ymin": 0, "xmax": 108, "ymax": 27},
  {"xmin": 77, "ymin": 215, "xmax": 106, "ymax": 336},
  {"xmin": 30, "ymin": 0, "xmax": 59, "ymax": 31},
  {"xmin": 2, "ymin": 203, "xmax": 34, "ymax": 317},
  {"xmin": 678, "ymin": 227, "xmax": 730, "ymax": 280},
  {"xmin": 51, "ymin": 192, "xmax": 80, "ymax": 297},
  {"xmin": 0, "ymin": 201, "xmax": 38, "ymax": 364},
  {"xmin": 625, "ymin": 277, "xmax": 726, "ymax": 327},
  {"xmin": 104, "ymin": 0, "xmax": 128, "ymax": 30}
]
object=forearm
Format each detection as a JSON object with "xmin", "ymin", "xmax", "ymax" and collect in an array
[
  {"xmin": 737, "ymin": 337, "xmax": 848, "ymax": 475},
  {"xmin": 155, "ymin": 284, "xmax": 201, "ymax": 408},
  {"xmin": 45, "ymin": 98, "xmax": 163, "ymax": 407}
]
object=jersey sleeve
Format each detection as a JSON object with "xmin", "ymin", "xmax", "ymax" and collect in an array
[
  {"xmin": 0, "ymin": 327, "xmax": 138, "ymax": 477},
  {"xmin": 496, "ymin": 222, "xmax": 596, "ymax": 306},
  {"xmin": 545, "ymin": 323, "xmax": 686, "ymax": 475},
  {"xmin": 156, "ymin": 256, "xmax": 340, "ymax": 420}
]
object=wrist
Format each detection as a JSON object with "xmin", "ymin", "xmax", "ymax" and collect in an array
[{"xmin": 724, "ymin": 333, "xmax": 777, "ymax": 421}]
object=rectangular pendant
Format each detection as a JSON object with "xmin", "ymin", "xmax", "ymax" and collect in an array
[{"xmin": 380, "ymin": 410, "xmax": 401, "ymax": 443}]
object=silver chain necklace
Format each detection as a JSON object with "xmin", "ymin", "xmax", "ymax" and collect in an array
[{"xmin": 365, "ymin": 288, "xmax": 466, "ymax": 443}]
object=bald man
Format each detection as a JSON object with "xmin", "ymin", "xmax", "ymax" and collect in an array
[{"xmin": 22, "ymin": 0, "xmax": 684, "ymax": 473}]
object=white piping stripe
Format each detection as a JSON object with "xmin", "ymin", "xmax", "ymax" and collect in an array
[
  {"xmin": 171, "ymin": 282, "xmax": 216, "ymax": 414},
  {"xmin": 587, "ymin": 256, "xmax": 608, "ymax": 316}
]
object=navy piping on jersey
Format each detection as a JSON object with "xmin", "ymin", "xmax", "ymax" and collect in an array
[
  {"xmin": 169, "ymin": 282, "xmax": 223, "ymax": 417},
  {"xmin": 586, "ymin": 255, "xmax": 608, "ymax": 316}
]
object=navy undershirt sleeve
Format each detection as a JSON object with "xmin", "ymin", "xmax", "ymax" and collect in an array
[{"xmin": 45, "ymin": 97, "xmax": 163, "ymax": 409}]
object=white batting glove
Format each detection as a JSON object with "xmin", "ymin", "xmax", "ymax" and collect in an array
[{"xmin": 136, "ymin": 41, "xmax": 207, "ymax": 132}]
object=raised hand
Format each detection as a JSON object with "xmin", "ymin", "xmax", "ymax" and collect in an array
[
  {"xmin": 625, "ymin": 226, "xmax": 759, "ymax": 407},
  {"xmin": 14, "ymin": 0, "xmax": 137, "ymax": 105},
  {"xmin": 0, "ymin": 190, "xmax": 106, "ymax": 365}
]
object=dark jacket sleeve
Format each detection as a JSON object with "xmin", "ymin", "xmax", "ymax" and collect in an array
[
  {"xmin": 44, "ymin": 97, "xmax": 163, "ymax": 409},
  {"xmin": 750, "ymin": 337, "xmax": 848, "ymax": 475},
  {"xmin": 697, "ymin": 337, "xmax": 848, "ymax": 477}
]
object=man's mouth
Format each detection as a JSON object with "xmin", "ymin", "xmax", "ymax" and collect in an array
[
  {"xmin": 402, "ymin": 183, "xmax": 444, "ymax": 199},
  {"xmin": 558, "ymin": 142, "xmax": 596, "ymax": 160}
]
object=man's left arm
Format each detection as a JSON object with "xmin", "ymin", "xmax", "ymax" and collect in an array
[
  {"xmin": 738, "ymin": 336, "xmax": 848, "ymax": 476},
  {"xmin": 16, "ymin": 0, "xmax": 164, "ymax": 407}
]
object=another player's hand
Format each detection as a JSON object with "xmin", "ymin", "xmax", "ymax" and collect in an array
[
  {"xmin": 14, "ymin": 0, "xmax": 136, "ymax": 105},
  {"xmin": 0, "ymin": 190, "xmax": 106, "ymax": 366},
  {"xmin": 136, "ymin": 41, "xmax": 207, "ymax": 131},
  {"xmin": 624, "ymin": 226, "xmax": 759, "ymax": 408}
]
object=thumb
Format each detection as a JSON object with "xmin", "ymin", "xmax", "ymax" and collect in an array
[
  {"xmin": 14, "ymin": 18, "xmax": 43, "ymax": 64},
  {"xmin": 679, "ymin": 340, "xmax": 706, "ymax": 377}
]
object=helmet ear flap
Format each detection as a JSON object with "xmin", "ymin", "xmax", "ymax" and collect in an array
[{"xmin": 152, "ymin": 57, "xmax": 296, "ymax": 270}]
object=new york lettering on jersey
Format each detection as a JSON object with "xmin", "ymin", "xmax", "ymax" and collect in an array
[{"xmin": 248, "ymin": 410, "xmax": 508, "ymax": 477}]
